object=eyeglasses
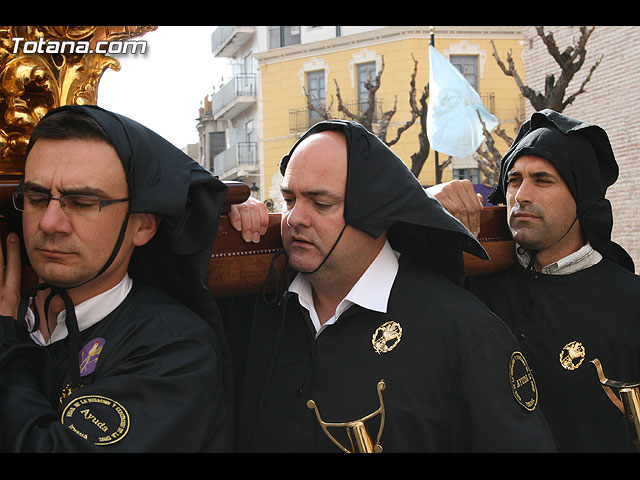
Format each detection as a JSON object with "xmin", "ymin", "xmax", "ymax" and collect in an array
[{"xmin": 12, "ymin": 191, "xmax": 129, "ymax": 217}]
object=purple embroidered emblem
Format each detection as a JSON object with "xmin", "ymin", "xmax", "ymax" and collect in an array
[{"xmin": 78, "ymin": 337, "xmax": 105, "ymax": 377}]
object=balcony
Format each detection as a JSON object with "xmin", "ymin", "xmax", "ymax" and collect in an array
[
  {"xmin": 289, "ymin": 108, "xmax": 325, "ymax": 134},
  {"xmin": 289, "ymin": 99, "xmax": 385, "ymax": 133},
  {"xmin": 211, "ymin": 74, "xmax": 256, "ymax": 121},
  {"xmin": 479, "ymin": 92, "xmax": 495, "ymax": 114},
  {"xmin": 213, "ymin": 142, "xmax": 258, "ymax": 179},
  {"xmin": 211, "ymin": 26, "xmax": 255, "ymax": 58}
]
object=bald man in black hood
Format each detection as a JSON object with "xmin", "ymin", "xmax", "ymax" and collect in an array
[
  {"xmin": 0, "ymin": 105, "xmax": 233, "ymax": 452},
  {"xmin": 431, "ymin": 109, "xmax": 640, "ymax": 452},
  {"xmin": 227, "ymin": 120, "xmax": 555, "ymax": 452}
]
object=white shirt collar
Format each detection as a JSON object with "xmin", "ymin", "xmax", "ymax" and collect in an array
[
  {"xmin": 289, "ymin": 240, "xmax": 400, "ymax": 336},
  {"xmin": 26, "ymin": 274, "xmax": 133, "ymax": 346},
  {"xmin": 516, "ymin": 241, "xmax": 602, "ymax": 275}
]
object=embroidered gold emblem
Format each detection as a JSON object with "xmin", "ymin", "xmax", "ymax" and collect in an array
[
  {"xmin": 372, "ymin": 321, "xmax": 402, "ymax": 354},
  {"xmin": 509, "ymin": 351, "xmax": 538, "ymax": 412},
  {"xmin": 60, "ymin": 395, "xmax": 130, "ymax": 446},
  {"xmin": 559, "ymin": 341, "xmax": 585, "ymax": 371}
]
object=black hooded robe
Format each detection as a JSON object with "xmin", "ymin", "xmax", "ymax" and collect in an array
[
  {"xmin": 233, "ymin": 256, "xmax": 555, "ymax": 452},
  {"xmin": 465, "ymin": 110, "xmax": 640, "ymax": 452},
  {"xmin": 227, "ymin": 120, "xmax": 556, "ymax": 452},
  {"xmin": 466, "ymin": 258, "xmax": 640, "ymax": 452},
  {"xmin": 0, "ymin": 105, "xmax": 232, "ymax": 452},
  {"xmin": 0, "ymin": 283, "xmax": 229, "ymax": 452}
]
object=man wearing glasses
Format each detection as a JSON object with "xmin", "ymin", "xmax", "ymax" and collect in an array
[{"xmin": 0, "ymin": 106, "xmax": 234, "ymax": 452}]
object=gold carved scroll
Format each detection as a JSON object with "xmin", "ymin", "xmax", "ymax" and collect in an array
[{"xmin": 0, "ymin": 25, "xmax": 156, "ymax": 213}]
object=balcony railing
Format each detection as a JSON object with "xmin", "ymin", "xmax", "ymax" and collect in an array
[
  {"xmin": 211, "ymin": 74, "xmax": 256, "ymax": 120},
  {"xmin": 289, "ymin": 108, "xmax": 325, "ymax": 133},
  {"xmin": 343, "ymin": 99, "xmax": 383, "ymax": 122},
  {"xmin": 213, "ymin": 142, "xmax": 257, "ymax": 178},
  {"xmin": 211, "ymin": 26, "xmax": 255, "ymax": 57},
  {"xmin": 479, "ymin": 92, "xmax": 495, "ymax": 114},
  {"xmin": 289, "ymin": 99, "xmax": 385, "ymax": 133},
  {"xmin": 288, "ymin": 93, "xmax": 502, "ymax": 134}
]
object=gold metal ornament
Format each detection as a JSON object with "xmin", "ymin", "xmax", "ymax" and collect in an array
[
  {"xmin": 0, "ymin": 26, "xmax": 156, "ymax": 212},
  {"xmin": 591, "ymin": 358, "xmax": 640, "ymax": 452},
  {"xmin": 307, "ymin": 379, "xmax": 386, "ymax": 453},
  {"xmin": 372, "ymin": 320, "xmax": 402, "ymax": 354},
  {"xmin": 559, "ymin": 340, "xmax": 585, "ymax": 371}
]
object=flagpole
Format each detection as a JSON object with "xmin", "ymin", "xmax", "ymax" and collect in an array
[{"xmin": 429, "ymin": 26, "xmax": 440, "ymax": 185}]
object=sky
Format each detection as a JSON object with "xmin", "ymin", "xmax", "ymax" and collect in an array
[{"xmin": 98, "ymin": 26, "xmax": 227, "ymax": 149}]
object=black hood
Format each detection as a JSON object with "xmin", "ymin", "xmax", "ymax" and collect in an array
[
  {"xmin": 39, "ymin": 105, "xmax": 229, "ymax": 322},
  {"xmin": 488, "ymin": 109, "xmax": 633, "ymax": 272},
  {"xmin": 280, "ymin": 120, "xmax": 487, "ymax": 285},
  {"xmin": 21, "ymin": 105, "xmax": 231, "ymax": 405}
]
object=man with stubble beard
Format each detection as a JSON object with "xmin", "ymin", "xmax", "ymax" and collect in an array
[{"xmin": 430, "ymin": 109, "xmax": 640, "ymax": 452}]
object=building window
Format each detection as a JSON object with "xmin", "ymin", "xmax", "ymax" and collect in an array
[
  {"xmin": 453, "ymin": 168, "xmax": 480, "ymax": 184},
  {"xmin": 268, "ymin": 26, "xmax": 301, "ymax": 49},
  {"xmin": 306, "ymin": 70, "xmax": 325, "ymax": 124},
  {"xmin": 208, "ymin": 131, "xmax": 226, "ymax": 172},
  {"xmin": 243, "ymin": 51, "xmax": 257, "ymax": 75},
  {"xmin": 245, "ymin": 119, "xmax": 254, "ymax": 143},
  {"xmin": 356, "ymin": 61, "xmax": 376, "ymax": 114},
  {"xmin": 450, "ymin": 55, "xmax": 478, "ymax": 91}
]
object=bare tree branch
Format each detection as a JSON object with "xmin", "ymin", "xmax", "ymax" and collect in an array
[
  {"xmin": 333, "ymin": 55, "xmax": 388, "ymax": 132},
  {"xmin": 474, "ymin": 115, "xmax": 499, "ymax": 186},
  {"xmin": 561, "ymin": 51, "xmax": 603, "ymax": 110},
  {"xmin": 491, "ymin": 40, "xmax": 548, "ymax": 111},
  {"xmin": 409, "ymin": 84, "xmax": 431, "ymax": 178},
  {"xmin": 362, "ymin": 56, "xmax": 385, "ymax": 129},
  {"xmin": 493, "ymin": 124, "xmax": 515, "ymax": 147},
  {"xmin": 438, "ymin": 156, "xmax": 452, "ymax": 179},
  {"xmin": 480, "ymin": 26, "xmax": 602, "ymax": 185},
  {"xmin": 302, "ymin": 53, "xmax": 432, "ymax": 178},
  {"xmin": 376, "ymin": 95, "xmax": 397, "ymax": 143},
  {"xmin": 492, "ymin": 26, "xmax": 602, "ymax": 113},
  {"xmin": 385, "ymin": 54, "xmax": 421, "ymax": 146},
  {"xmin": 334, "ymin": 78, "xmax": 359, "ymax": 122},
  {"xmin": 302, "ymin": 86, "xmax": 333, "ymax": 120}
]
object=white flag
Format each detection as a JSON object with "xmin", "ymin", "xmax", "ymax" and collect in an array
[{"xmin": 427, "ymin": 45, "xmax": 499, "ymax": 158}]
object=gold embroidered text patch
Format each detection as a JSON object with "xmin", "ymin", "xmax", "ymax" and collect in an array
[
  {"xmin": 509, "ymin": 351, "xmax": 538, "ymax": 412},
  {"xmin": 61, "ymin": 395, "xmax": 130, "ymax": 446}
]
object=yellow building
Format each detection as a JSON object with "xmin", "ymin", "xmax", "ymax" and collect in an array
[{"xmin": 212, "ymin": 26, "xmax": 525, "ymax": 211}]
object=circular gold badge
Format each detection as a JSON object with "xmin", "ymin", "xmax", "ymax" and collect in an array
[
  {"xmin": 559, "ymin": 341, "xmax": 585, "ymax": 371},
  {"xmin": 372, "ymin": 321, "xmax": 402, "ymax": 354},
  {"xmin": 60, "ymin": 395, "xmax": 130, "ymax": 446},
  {"xmin": 509, "ymin": 351, "xmax": 538, "ymax": 412}
]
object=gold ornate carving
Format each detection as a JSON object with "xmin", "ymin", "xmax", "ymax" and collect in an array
[{"xmin": 0, "ymin": 26, "xmax": 156, "ymax": 209}]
